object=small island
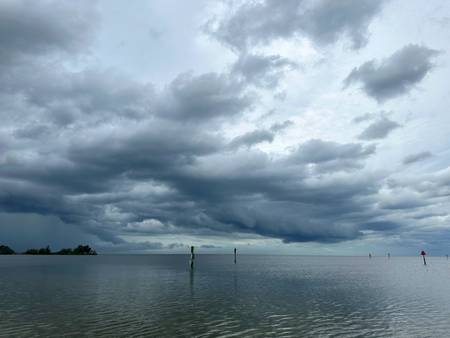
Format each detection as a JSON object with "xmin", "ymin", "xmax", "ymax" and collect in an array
[{"xmin": 0, "ymin": 244, "xmax": 97, "ymax": 255}]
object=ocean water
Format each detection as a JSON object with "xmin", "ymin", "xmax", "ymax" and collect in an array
[{"xmin": 1, "ymin": 255, "xmax": 450, "ymax": 337}]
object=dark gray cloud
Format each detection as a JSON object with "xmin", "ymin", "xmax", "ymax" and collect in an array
[
  {"xmin": 270, "ymin": 120, "xmax": 294, "ymax": 132},
  {"xmin": 358, "ymin": 117, "xmax": 400, "ymax": 140},
  {"xmin": 352, "ymin": 113, "xmax": 375, "ymax": 124},
  {"xmin": 287, "ymin": 139, "xmax": 376, "ymax": 172},
  {"xmin": 158, "ymin": 72, "xmax": 252, "ymax": 121},
  {"xmin": 4, "ymin": 68, "xmax": 151, "ymax": 122},
  {"xmin": 13, "ymin": 124, "xmax": 51, "ymax": 139},
  {"xmin": 1, "ymin": 0, "xmax": 448, "ymax": 253},
  {"xmin": 378, "ymin": 193, "xmax": 427, "ymax": 210},
  {"xmin": 200, "ymin": 244, "xmax": 222, "ymax": 249},
  {"xmin": 0, "ymin": 212, "xmax": 95, "ymax": 252},
  {"xmin": 361, "ymin": 220, "xmax": 402, "ymax": 231},
  {"xmin": 345, "ymin": 44, "xmax": 441, "ymax": 102},
  {"xmin": 208, "ymin": 0, "xmax": 387, "ymax": 50},
  {"xmin": 0, "ymin": 0, "xmax": 97, "ymax": 63},
  {"xmin": 298, "ymin": 0, "xmax": 387, "ymax": 49},
  {"xmin": 231, "ymin": 53, "xmax": 296, "ymax": 88},
  {"xmin": 228, "ymin": 129, "xmax": 275, "ymax": 149},
  {"xmin": 403, "ymin": 151, "xmax": 433, "ymax": 165},
  {"xmin": 1, "ymin": 122, "xmax": 384, "ymax": 247},
  {"xmin": 95, "ymin": 241, "xmax": 185, "ymax": 254}
]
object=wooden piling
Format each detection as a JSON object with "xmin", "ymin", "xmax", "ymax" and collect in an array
[
  {"xmin": 234, "ymin": 248, "xmax": 237, "ymax": 264},
  {"xmin": 190, "ymin": 246, "xmax": 195, "ymax": 269}
]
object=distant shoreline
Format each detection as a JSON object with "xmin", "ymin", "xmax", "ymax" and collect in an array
[{"xmin": 0, "ymin": 244, "xmax": 97, "ymax": 256}]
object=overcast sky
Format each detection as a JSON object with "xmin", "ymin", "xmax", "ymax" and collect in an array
[{"xmin": 1, "ymin": 0, "xmax": 450, "ymax": 255}]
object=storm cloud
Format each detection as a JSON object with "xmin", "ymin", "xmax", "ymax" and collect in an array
[{"xmin": 1, "ymin": 0, "xmax": 449, "ymax": 254}]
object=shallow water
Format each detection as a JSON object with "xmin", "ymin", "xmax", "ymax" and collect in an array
[{"xmin": 1, "ymin": 255, "xmax": 449, "ymax": 337}]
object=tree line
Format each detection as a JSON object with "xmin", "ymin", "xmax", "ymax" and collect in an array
[{"xmin": 0, "ymin": 244, "xmax": 97, "ymax": 255}]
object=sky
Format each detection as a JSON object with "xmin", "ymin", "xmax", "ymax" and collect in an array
[{"xmin": 1, "ymin": 0, "xmax": 450, "ymax": 255}]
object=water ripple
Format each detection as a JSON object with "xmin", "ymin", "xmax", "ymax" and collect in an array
[{"xmin": 1, "ymin": 255, "xmax": 450, "ymax": 337}]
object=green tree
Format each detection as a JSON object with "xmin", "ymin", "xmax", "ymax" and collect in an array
[
  {"xmin": 57, "ymin": 248, "xmax": 73, "ymax": 255},
  {"xmin": 38, "ymin": 246, "xmax": 51, "ymax": 255},
  {"xmin": 24, "ymin": 248, "xmax": 39, "ymax": 255},
  {"xmin": 72, "ymin": 245, "xmax": 97, "ymax": 255},
  {"xmin": 0, "ymin": 245, "xmax": 15, "ymax": 255}
]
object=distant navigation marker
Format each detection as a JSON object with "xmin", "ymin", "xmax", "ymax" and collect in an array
[
  {"xmin": 190, "ymin": 246, "xmax": 195, "ymax": 269},
  {"xmin": 420, "ymin": 250, "xmax": 427, "ymax": 265},
  {"xmin": 369, "ymin": 253, "xmax": 372, "ymax": 259},
  {"xmin": 234, "ymin": 248, "xmax": 237, "ymax": 264}
]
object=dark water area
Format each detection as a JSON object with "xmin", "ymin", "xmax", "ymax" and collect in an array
[{"xmin": 1, "ymin": 255, "xmax": 450, "ymax": 337}]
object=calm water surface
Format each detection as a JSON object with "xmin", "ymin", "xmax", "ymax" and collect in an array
[{"xmin": 1, "ymin": 255, "xmax": 450, "ymax": 337}]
